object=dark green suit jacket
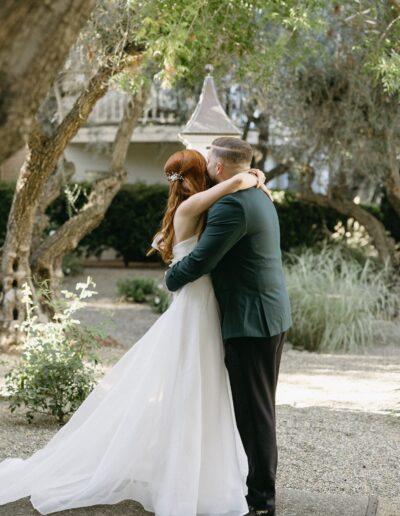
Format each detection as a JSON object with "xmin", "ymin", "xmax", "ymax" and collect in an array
[{"xmin": 165, "ymin": 187, "xmax": 292, "ymax": 340}]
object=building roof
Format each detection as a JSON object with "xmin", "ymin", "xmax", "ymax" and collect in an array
[{"xmin": 180, "ymin": 75, "xmax": 241, "ymax": 136}]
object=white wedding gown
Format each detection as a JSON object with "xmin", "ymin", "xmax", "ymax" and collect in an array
[{"xmin": 0, "ymin": 235, "xmax": 249, "ymax": 516}]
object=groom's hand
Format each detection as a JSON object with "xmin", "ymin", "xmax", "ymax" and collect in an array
[
  {"xmin": 164, "ymin": 268, "xmax": 174, "ymax": 291},
  {"xmin": 165, "ymin": 196, "xmax": 246, "ymax": 291}
]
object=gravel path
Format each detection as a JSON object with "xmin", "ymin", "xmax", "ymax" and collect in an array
[
  {"xmin": 62, "ymin": 267, "xmax": 165, "ymax": 348},
  {"xmin": 0, "ymin": 267, "xmax": 399, "ymax": 512}
]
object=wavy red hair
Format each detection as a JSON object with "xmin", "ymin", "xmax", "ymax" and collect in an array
[{"xmin": 150, "ymin": 149, "xmax": 210, "ymax": 263}]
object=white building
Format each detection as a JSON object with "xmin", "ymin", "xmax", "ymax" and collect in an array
[{"xmin": 0, "ymin": 73, "xmax": 297, "ymax": 190}]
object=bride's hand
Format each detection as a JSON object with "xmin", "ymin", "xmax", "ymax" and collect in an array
[
  {"xmin": 249, "ymin": 168, "xmax": 266, "ymax": 185},
  {"xmin": 259, "ymin": 183, "xmax": 274, "ymax": 201},
  {"xmin": 249, "ymin": 169, "xmax": 273, "ymax": 202}
]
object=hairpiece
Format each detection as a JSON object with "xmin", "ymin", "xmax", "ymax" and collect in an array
[{"xmin": 167, "ymin": 172, "xmax": 184, "ymax": 183}]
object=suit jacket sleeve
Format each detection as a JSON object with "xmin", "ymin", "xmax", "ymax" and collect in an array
[{"xmin": 165, "ymin": 195, "xmax": 247, "ymax": 292}]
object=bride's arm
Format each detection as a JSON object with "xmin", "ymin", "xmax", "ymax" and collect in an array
[{"xmin": 177, "ymin": 172, "xmax": 259, "ymax": 218}]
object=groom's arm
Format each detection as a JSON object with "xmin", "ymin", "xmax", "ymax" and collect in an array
[{"xmin": 165, "ymin": 195, "xmax": 246, "ymax": 292}]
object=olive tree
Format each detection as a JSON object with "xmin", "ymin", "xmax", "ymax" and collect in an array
[
  {"xmin": 0, "ymin": 0, "xmax": 320, "ymax": 350},
  {"xmin": 252, "ymin": 2, "xmax": 400, "ymax": 266},
  {"xmin": 0, "ymin": 0, "xmax": 97, "ymax": 165}
]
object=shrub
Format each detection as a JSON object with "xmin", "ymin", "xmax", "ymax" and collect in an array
[
  {"xmin": 150, "ymin": 285, "xmax": 172, "ymax": 313},
  {"xmin": 5, "ymin": 278, "xmax": 102, "ymax": 425},
  {"xmin": 117, "ymin": 277, "xmax": 171, "ymax": 313},
  {"xmin": 46, "ymin": 182, "xmax": 169, "ymax": 264},
  {"xmin": 117, "ymin": 277, "xmax": 157, "ymax": 302},
  {"xmin": 285, "ymin": 245, "xmax": 399, "ymax": 353},
  {"xmin": 62, "ymin": 252, "xmax": 84, "ymax": 276},
  {"xmin": 273, "ymin": 190, "xmax": 348, "ymax": 252},
  {"xmin": 380, "ymin": 191, "xmax": 400, "ymax": 243},
  {"xmin": 1, "ymin": 181, "xmax": 398, "ymax": 263}
]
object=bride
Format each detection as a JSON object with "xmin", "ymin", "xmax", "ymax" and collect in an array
[{"xmin": 0, "ymin": 149, "xmax": 268, "ymax": 516}]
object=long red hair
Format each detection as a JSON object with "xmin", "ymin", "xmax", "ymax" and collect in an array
[{"xmin": 150, "ymin": 149, "xmax": 210, "ymax": 263}]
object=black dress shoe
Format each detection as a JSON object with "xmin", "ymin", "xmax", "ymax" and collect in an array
[{"xmin": 248, "ymin": 505, "xmax": 276, "ymax": 515}]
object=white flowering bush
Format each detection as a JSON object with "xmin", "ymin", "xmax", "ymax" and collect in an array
[{"xmin": 5, "ymin": 277, "xmax": 102, "ymax": 425}]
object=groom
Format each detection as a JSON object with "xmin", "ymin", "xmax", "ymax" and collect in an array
[{"xmin": 165, "ymin": 137, "xmax": 292, "ymax": 516}]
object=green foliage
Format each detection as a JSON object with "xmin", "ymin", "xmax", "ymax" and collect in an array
[
  {"xmin": 97, "ymin": 183, "xmax": 168, "ymax": 264},
  {"xmin": 62, "ymin": 252, "xmax": 84, "ymax": 276},
  {"xmin": 374, "ymin": 50, "xmax": 400, "ymax": 95},
  {"xmin": 117, "ymin": 277, "xmax": 157, "ymax": 302},
  {"xmin": 117, "ymin": 276, "xmax": 171, "ymax": 313},
  {"xmin": 263, "ymin": 1, "xmax": 400, "ymax": 201},
  {"xmin": 273, "ymin": 190, "xmax": 347, "ymax": 251},
  {"xmin": 135, "ymin": 0, "xmax": 262, "ymax": 86},
  {"xmin": 380, "ymin": 192, "xmax": 400, "ymax": 243},
  {"xmin": 126, "ymin": 0, "xmax": 326, "ymax": 89},
  {"xmin": 1, "ymin": 182, "xmax": 397, "ymax": 263},
  {"xmin": 150, "ymin": 285, "xmax": 172, "ymax": 314},
  {"xmin": 362, "ymin": 3, "xmax": 400, "ymax": 95},
  {"xmin": 63, "ymin": 183, "xmax": 89, "ymax": 218},
  {"xmin": 46, "ymin": 182, "xmax": 168, "ymax": 264},
  {"xmin": 55, "ymin": 0, "xmax": 330, "ymax": 122},
  {"xmin": 285, "ymin": 246, "xmax": 399, "ymax": 353},
  {"xmin": 5, "ymin": 278, "xmax": 102, "ymax": 425}
]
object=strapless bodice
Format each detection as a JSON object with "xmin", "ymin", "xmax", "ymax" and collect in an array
[{"xmin": 171, "ymin": 235, "xmax": 199, "ymax": 263}]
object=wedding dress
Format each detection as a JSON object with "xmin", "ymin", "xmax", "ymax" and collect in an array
[{"xmin": 0, "ymin": 235, "xmax": 249, "ymax": 516}]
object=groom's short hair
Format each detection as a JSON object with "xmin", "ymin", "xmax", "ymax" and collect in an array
[{"xmin": 211, "ymin": 137, "xmax": 253, "ymax": 165}]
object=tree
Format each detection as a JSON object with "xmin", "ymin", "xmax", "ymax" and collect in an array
[
  {"xmin": 31, "ymin": 87, "xmax": 149, "ymax": 295},
  {"xmin": 0, "ymin": 0, "xmax": 331, "ymax": 350},
  {"xmin": 255, "ymin": 2, "xmax": 400, "ymax": 266},
  {"xmin": 0, "ymin": 0, "xmax": 144, "ymax": 350},
  {"xmin": 0, "ymin": 0, "xmax": 97, "ymax": 165}
]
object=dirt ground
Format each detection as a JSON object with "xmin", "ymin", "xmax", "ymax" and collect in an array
[{"xmin": 0, "ymin": 267, "xmax": 399, "ymax": 504}]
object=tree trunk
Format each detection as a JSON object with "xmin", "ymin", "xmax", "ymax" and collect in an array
[
  {"xmin": 31, "ymin": 158, "xmax": 77, "ymax": 254},
  {"xmin": 0, "ymin": 0, "xmax": 96, "ymax": 166},
  {"xmin": 299, "ymin": 164, "xmax": 399, "ymax": 267},
  {"xmin": 0, "ymin": 63, "xmax": 117, "ymax": 352},
  {"xmin": 31, "ymin": 88, "xmax": 149, "ymax": 293},
  {"xmin": 385, "ymin": 132, "xmax": 400, "ymax": 218},
  {"xmin": 264, "ymin": 163, "xmax": 290, "ymax": 184}
]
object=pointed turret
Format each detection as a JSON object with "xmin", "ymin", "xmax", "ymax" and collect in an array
[{"xmin": 179, "ymin": 65, "xmax": 241, "ymax": 156}]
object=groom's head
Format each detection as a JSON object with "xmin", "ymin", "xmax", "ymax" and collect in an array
[{"xmin": 207, "ymin": 137, "xmax": 253, "ymax": 183}]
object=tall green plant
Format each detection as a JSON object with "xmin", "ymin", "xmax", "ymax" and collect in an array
[{"xmin": 285, "ymin": 246, "xmax": 399, "ymax": 352}]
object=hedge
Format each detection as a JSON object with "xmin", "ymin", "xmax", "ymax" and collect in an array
[
  {"xmin": 0, "ymin": 181, "xmax": 397, "ymax": 264},
  {"xmin": 46, "ymin": 182, "xmax": 169, "ymax": 263}
]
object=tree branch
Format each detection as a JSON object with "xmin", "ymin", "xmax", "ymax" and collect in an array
[
  {"xmin": 31, "ymin": 87, "xmax": 149, "ymax": 277},
  {"xmin": 31, "ymin": 158, "xmax": 76, "ymax": 254},
  {"xmin": 298, "ymin": 165, "xmax": 399, "ymax": 267},
  {"xmin": 264, "ymin": 163, "xmax": 290, "ymax": 184},
  {"xmin": 43, "ymin": 61, "xmax": 120, "ymax": 171}
]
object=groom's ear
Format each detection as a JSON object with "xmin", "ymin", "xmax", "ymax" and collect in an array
[{"xmin": 216, "ymin": 161, "xmax": 224, "ymax": 177}]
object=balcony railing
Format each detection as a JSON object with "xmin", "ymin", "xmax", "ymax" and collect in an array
[{"xmin": 63, "ymin": 86, "xmax": 196, "ymax": 127}]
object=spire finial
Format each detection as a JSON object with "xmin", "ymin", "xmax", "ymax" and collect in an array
[{"xmin": 205, "ymin": 64, "xmax": 214, "ymax": 76}]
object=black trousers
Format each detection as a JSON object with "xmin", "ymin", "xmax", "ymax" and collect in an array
[{"xmin": 224, "ymin": 332, "xmax": 286, "ymax": 510}]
